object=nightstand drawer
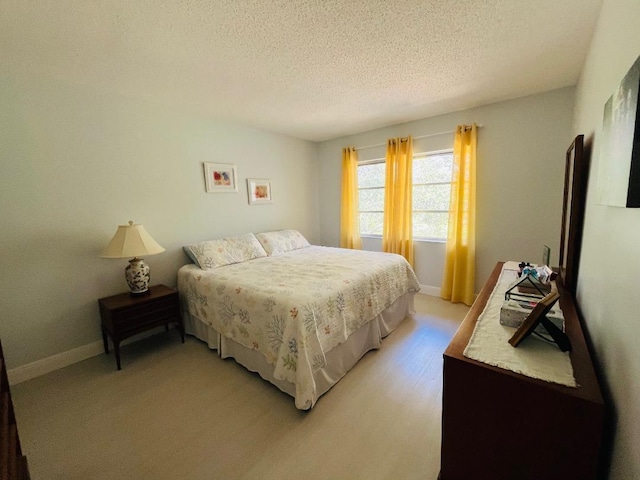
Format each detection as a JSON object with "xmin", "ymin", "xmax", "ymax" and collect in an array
[
  {"xmin": 110, "ymin": 297, "xmax": 179, "ymax": 325},
  {"xmin": 112, "ymin": 307, "xmax": 180, "ymax": 334}
]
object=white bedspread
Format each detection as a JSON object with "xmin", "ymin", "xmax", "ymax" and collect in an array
[{"xmin": 178, "ymin": 246, "xmax": 420, "ymax": 408}]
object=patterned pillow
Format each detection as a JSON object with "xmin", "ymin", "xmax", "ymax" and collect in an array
[
  {"xmin": 184, "ymin": 233, "xmax": 267, "ymax": 269},
  {"xmin": 254, "ymin": 229, "xmax": 310, "ymax": 256}
]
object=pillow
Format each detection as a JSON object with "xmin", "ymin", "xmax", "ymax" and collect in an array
[
  {"xmin": 184, "ymin": 233, "xmax": 267, "ymax": 269},
  {"xmin": 254, "ymin": 229, "xmax": 310, "ymax": 256}
]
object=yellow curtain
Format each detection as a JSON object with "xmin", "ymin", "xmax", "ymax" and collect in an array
[
  {"xmin": 382, "ymin": 137, "xmax": 414, "ymax": 266},
  {"xmin": 441, "ymin": 124, "xmax": 477, "ymax": 306},
  {"xmin": 340, "ymin": 147, "xmax": 362, "ymax": 249}
]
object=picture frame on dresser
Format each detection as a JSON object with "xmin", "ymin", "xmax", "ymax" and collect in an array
[
  {"xmin": 559, "ymin": 134, "xmax": 588, "ymax": 296},
  {"xmin": 508, "ymin": 291, "xmax": 571, "ymax": 352}
]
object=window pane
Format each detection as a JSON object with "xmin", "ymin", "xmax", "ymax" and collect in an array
[
  {"xmin": 358, "ymin": 163, "xmax": 386, "ymax": 188},
  {"xmin": 359, "ymin": 187, "xmax": 384, "ymax": 212},
  {"xmin": 413, "ymin": 184, "xmax": 451, "ymax": 211},
  {"xmin": 414, "ymin": 153, "xmax": 454, "ymax": 184},
  {"xmin": 360, "ymin": 212, "xmax": 383, "ymax": 236},
  {"xmin": 356, "ymin": 152, "xmax": 453, "ymax": 240},
  {"xmin": 413, "ymin": 212, "xmax": 449, "ymax": 239}
]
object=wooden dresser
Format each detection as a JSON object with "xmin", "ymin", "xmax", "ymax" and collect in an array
[
  {"xmin": 439, "ymin": 262, "xmax": 604, "ymax": 480},
  {"xmin": 0, "ymin": 340, "xmax": 30, "ymax": 480}
]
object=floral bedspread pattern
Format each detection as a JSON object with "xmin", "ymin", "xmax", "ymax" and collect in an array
[{"xmin": 178, "ymin": 246, "xmax": 420, "ymax": 409}]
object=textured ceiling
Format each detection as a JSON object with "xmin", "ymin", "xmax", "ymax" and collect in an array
[{"xmin": 2, "ymin": 0, "xmax": 602, "ymax": 142}]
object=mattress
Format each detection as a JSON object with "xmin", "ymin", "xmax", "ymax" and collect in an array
[{"xmin": 178, "ymin": 246, "xmax": 420, "ymax": 409}]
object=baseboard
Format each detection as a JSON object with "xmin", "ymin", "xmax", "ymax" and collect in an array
[
  {"xmin": 7, "ymin": 328, "xmax": 164, "ymax": 385},
  {"xmin": 417, "ymin": 284, "xmax": 479, "ymax": 303},
  {"xmin": 418, "ymin": 284, "xmax": 441, "ymax": 297},
  {"xmin": 7, "ymin": 341, "xmax": 104, "ymax": 385}
]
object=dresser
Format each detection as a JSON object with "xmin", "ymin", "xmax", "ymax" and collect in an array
[
  {"xmin": 0, "ymin": 340, "xmax": 30, "ymax": 480},
  {"xmin": 439, "ymin": 262, "xmax": 604, "ymax": 480}
]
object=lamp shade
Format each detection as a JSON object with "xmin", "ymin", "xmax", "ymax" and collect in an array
[{"xmin": 101, "ymin": 221, "xmax": 165, "ymax": 258}]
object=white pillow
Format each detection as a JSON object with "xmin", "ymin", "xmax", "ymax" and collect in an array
[
  {"xmin": 184, "ymin": 233, "xmax": 267, "ymax": 269},
  {"xmin": 254, "ymin": 229, "xmax": 310, "ymax": 256}
]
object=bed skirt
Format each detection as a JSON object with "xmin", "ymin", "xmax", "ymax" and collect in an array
[{"xmin": 182, "ymin": 292, "xmax": 415, "ymax": 409}]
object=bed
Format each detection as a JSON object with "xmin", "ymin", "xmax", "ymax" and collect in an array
[{"xmin": 177, "ymin": 230, "xmax": 420, "ymax": 409}]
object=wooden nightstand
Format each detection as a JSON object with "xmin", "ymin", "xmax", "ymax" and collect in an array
[{"xmin": 98, "ymin": 285, "xmax": 185, "ymax": 370}]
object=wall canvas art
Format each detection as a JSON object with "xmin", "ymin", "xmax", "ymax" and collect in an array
[
  {"xmin": 204, "ymin": 163, "xmax": 238, "ymax": 193},
  {"xmin": 598, "ymin": 54, "xmax": 640, "ymax": 207}
]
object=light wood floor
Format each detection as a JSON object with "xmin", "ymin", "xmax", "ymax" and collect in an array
[{"xmin": 12, "ymin": 294, "xmax": 468, "ymax": 480}]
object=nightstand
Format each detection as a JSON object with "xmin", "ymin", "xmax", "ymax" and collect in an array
[{"xmin": 98, "ymin": 285, "xmax": 185, "ymax": 370}]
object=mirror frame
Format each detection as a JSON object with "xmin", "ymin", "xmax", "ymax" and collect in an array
[{"xmin": 559, "ymin": 134, "xmax": 587, "ymax": 296}]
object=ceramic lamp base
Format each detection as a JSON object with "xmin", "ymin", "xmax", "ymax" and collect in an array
[{"xmin": 125, "ymin": 257, "xmax": 151, "ymax": 295}]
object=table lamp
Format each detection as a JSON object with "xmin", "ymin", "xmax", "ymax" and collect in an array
[{"xmin": 101, "ymin": 221, "xmax": 165, "ymax": 295}]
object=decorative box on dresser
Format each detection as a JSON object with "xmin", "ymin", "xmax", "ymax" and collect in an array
[
  {"xmin": 98, "ymin": 285, "xmax": 184, "ymax": 370},
  {"xmin": 439, "ymin": 262, "xmax": 604, "ymax": 480}
]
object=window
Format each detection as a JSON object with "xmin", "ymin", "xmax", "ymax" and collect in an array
[{"xmin": 357, "ymin": 150, "xmax": 453, "ymax": 240}]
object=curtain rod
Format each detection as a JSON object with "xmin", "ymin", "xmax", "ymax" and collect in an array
[{"xmin": 353, "ymin": 124, "xmax": 483, "ymax": 151}]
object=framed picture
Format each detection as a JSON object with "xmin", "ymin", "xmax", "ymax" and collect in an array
[
  {"xmin": 508, "ymin": 291, "xmax": 571, "ymax": 352},
  {"xmin": 542, "ymin": 245, "xmax": 551, "ymax": 267},
  {"xmin": 204, "ymin": 163, "xmax": 237, "ymax": 193},
  {"xmin": 598, "ymin": 53, "xmax": 640, "ymax": 207},
  {"xmin": 247, "ymin": 178, "xmax": 272, "ymax": 205}
]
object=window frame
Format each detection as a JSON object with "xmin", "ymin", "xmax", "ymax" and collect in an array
[{"xmin": 357, "ymin": 148, "xmax": 454, "ymax": 242}]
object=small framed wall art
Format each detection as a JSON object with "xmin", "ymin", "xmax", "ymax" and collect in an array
[
  {"xmin": 247, "ymin": 178, "xmax": 272, "ymax": 205},
  {"xmin": 204, "ymin": 163, "xmax": 237, "ymax": 193}
]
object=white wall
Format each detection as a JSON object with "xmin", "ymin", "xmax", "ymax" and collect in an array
[
  {"xmin": 0, "ymin": 72, "xmax": 318, "ymax": 369},
  {"xmin": 572, "ymin": 0, "xmax": 640, "ymax": 477},
  {"xmin": 317, "ymin": 88, "xmax": 575, "ymax": 293}
]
